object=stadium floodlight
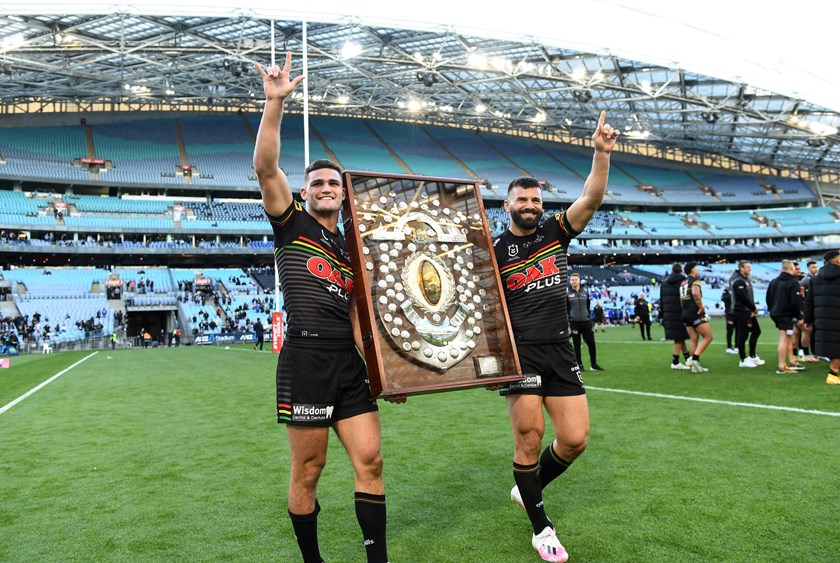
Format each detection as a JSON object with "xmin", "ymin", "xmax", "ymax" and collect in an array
[
  {"xmin": 572, "ymin": 67, "xmax": 587, "ymax": 81},
  {"xmin": 475, "ymin": 103, "xmax": 487, "ymax": 113},
  {"xmin": 340, "ymin": 41, "xmax": 363, "ymax": 60},
  {"xmin": 467, "ymin": 52, "xmax": 487, "ymax": 69},
  {"xmin": 489, "ymin": 56, "xmax": 512, "ymax": 72},
  {"xmin": 627, "ymin": 129, "xmax": 651, "ymax": 140},
  {"xmin": 531, "ymin": 111, "xmax": 547, "ymax": 123},
  {"xmin": 808, "ymin": 121, "xmax": 838, "ymax": 136},
  {"xmin": 2, "ymin": 33, "xmax": 25, "ymax": 50},
  {"xmin": 337, "ymin": 94, "xmax": 350, "ymax": 104},
  {"xmin": 407, "ymin": 98, "xmax": 422, "ymax": 112}
]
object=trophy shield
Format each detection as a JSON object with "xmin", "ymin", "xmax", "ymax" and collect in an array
[{"xmin": 342, "ymin": 171, "xmax": 522, "ymax": 397}]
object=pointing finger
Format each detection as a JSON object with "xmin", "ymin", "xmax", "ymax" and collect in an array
[{"xmin": 598, "ymin": 110, "xmax": 606, "ymax": 129}]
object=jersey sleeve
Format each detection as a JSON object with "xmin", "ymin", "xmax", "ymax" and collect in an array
[
  {"xmin": 552, "ymin": 211, "xmax": 582, "ymax": 247},
  {"xmin": 265, "ymin": 200, "xmax": 302, "ymax": 241}
]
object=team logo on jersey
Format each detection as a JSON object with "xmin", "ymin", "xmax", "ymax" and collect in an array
[
  {"xmin": 505, "ymin": 255, "xmax": 561, "ymax": 292},
  {"xmin": 307, "ymin": 256, "xmax": 353, "ymax": 300},
  {"xmin": 508, "ymin": 244, "xmax": 519, "ymax": 258},
  {"xmin": 363, "ymin": 205, "xmax": 484, "ymax": 371}
]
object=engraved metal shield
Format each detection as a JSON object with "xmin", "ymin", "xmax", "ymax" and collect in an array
[{"xmin": 363, "ymin": 201, "xmax": 485, "ymax": 371}]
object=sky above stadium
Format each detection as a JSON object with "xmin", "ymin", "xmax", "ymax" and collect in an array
[{"xmin": 4, "ymin": 0, "xmax": 837, "ymax": 112}]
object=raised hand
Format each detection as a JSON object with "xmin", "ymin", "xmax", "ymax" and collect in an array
[
  {"xmin": 254, "ymin": 52, "xmax": 305, "ymax": 101},
  {"xmin": 592, "ymin": 110, "xmax": 620, "ymax": 153}
]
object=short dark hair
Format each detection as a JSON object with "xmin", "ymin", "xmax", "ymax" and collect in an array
[
  {"xmin": 304, "ymin": 159, "xmax": 343, "ymax": 184},
  {"xmin": 807, "ymin": 261, "xmax": 817, "ymax": 267},
  {"xmin": 672, "ymin": 263, "xmax": 682, "ymax": 274},
  {"xmin": 737, "ymin": 260, "xmax": 750, "ymax": 269},
  {"xmin": 824, "ymin": 249, "xmax": 840, "ymax": 263},
  {"xmin": 685, "ymin": 262, "xmax": 698, "ymax": 276},
  {"xmin": 570, "ymin": 272, "xmax": 580, "ymax": 278},
  {"xmin": 507, "ymin": 176, "xmax": 542, "ymax": 194}
]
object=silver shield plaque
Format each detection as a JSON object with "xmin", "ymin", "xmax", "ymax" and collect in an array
[{"xmin": 342, "ymin": 172, "xmax": 522, "ymax": 397}]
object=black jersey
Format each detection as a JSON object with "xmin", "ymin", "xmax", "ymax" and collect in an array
[
  {"xmin": 493, "ymin": 212, "xmax": 579, "ymax": 342},
  {"xmin": 267, "ymin": 200, "xmax": 354, "ymax": 344},
  {"xmin": 680, "ymin": 275, "xmax": 703, "ymax": 315}
]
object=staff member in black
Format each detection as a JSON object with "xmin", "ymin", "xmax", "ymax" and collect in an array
[
  {"xmin": 659, "ymin": 263, "xmax": 691, "ymax": 369},
  {"xmin": 730, "ymin": 260, "xmax": 764, "ymax": 368},
  {"xmin": 592, "ymin": 301, "xmax": 605, "ymax": 332},
  {"xmin": 721, "ymin": 286, "xmax": 737, "ymax": 354},
  {"xmin": 804, "ymin": 250, "xmax": 840, "ymax": 385},
  {"xmin": 767, "ymin": 260, "xmax": 803, "ymax": 374},
  {"xmin": 253, "ymin": 318, "xmax": 265, "ymax": 351},
  {"xmin": 568, "ymin": 273, "xmax": 603, "ymax": 372},
  {"xmin": 634, "ymin": 292, "xmax": 652, "ymax": 341}
]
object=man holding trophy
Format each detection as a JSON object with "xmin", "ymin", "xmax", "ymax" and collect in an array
[{"xmin": 493, "ymin": 111, "xmax": 619, "ymax": 562}]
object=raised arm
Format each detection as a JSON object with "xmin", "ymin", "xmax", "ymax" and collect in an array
[
  {"xmin": 253, "ymin": 53, "xmax": 305, "ymax": 216},
  {"xmin": 566, "ymin": 110, "xmax": 620, "ymax": 233}
]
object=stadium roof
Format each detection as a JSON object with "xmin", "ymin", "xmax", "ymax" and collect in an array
[{"xmin": 0, "ymin": 1, "xmax": 838, "ymax": 180}]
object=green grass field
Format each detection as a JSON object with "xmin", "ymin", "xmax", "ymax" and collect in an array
[{"xmin": 2, "ymin": 319, "xmax": 838, "ymax": 562}]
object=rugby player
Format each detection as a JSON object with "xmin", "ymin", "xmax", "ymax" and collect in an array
[
  {"xmin": 254, "ymin": 53, "xmax": 390, "ymax": 563},
  {"xmin": 680, "ymin": 262, "xmax": 713, "ymax": 373},
  {"xmin": 493, "ymin": 111, "xmax": 618, "ymax": 562}
]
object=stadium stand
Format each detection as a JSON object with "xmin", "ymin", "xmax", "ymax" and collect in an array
[{"xmin": 0, "ymin": 113, "xmax": 836, "ymax": 354}]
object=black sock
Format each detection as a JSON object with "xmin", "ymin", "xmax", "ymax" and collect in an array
[
  {"xmin": 672, "ymin": 354, "xmax": 679, "ymax": 365},
  {"xmin": 289, "ymin": 502, "xmax": 324, "ymax": 563},
  {"xmin": 692, "ymin": 354, "xmax": 699, "ymax": 362},
  {"xmin": 355, "ymin": 492, "xmax": 388, "ymax": 563},
  {"xmin": 802, "ymin": 347, "xmax": 810, "ymax": 355},
  {"xmin": 830, "ymin": 368, "xmax": 838, "ymax": 376},
  {"xmin": 538, "ymin": 445, "xmax": 572, "ymax": 489},
  {"xmin": 683, "ymin": 352, "xmax": 691, "ymax": 361},
  {"xmin": 514, "ymin": 461, "xmax": 552, "ymax": 534}
]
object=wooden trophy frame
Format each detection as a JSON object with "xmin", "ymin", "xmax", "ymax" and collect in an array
[{"xmin": 342, "ymin": 171, "xmax": 522, "ymax": 397}]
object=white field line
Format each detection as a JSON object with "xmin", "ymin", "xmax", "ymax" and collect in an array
[
  {"xmin": 0, "ymin": 351, "xmax": 99, "ymax": 416},
  {"xmin": 586, "ymin": 385, "xmax": 840, "ymax": 417}
]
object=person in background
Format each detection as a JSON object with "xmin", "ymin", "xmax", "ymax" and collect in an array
[
  {"xmin": 804, "ymin": 250, "xmax": 840, "ymax": 385},
  {"xmin": 592, "ymin": 301, "xmax": 605, "ymax": 333},
  {"xmin": 659, "ymin": 263, "xmax": 691, "ymax": 370},
  {"xmin": 680, "ymin": 263, "xmax": 713, "ymax": 373},
  {"xmin": 730, "ymin": 260, "xmax": 765, "ymax": 368},
  {"xmin": 253, "ymin": 318, "xmax": 265, "ymax": 351},
  {"xmin": 766, "ymin": 260, "xmax": 804, "ymax": 374},
  {"xmin": 634, "ymin": 292, "xmax": 652, "ymax": 341},
  {"xmin": 799, "ymin": 260, "xmax": 820, "ymax": 363},
  {"xmin": 568, "ymin": 273, "xmax": 603, "ymax": 372},
  {"xmin": 721, "ymin": 285, "xmax": 737, "ymax": 354}
]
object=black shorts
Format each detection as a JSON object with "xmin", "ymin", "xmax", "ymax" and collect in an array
[
  {"xmin": 771, "ymin": 316, "xmax": 795, "ymax": 331},
  {"xmin": 500, "ymin": 340, "xmax": 585, "ymax": 397},
  {"xmin": 682, "ymin": 311, "xmax": 708, "ymax": 328},
  {"xmin": 276, "ymin": 343, "xmax": 378, "ymax": 427}
]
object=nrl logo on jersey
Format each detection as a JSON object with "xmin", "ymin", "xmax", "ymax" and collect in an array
[{"xmin": 360, "ymin": 200, "xmax": 485, "ymax": 371}]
